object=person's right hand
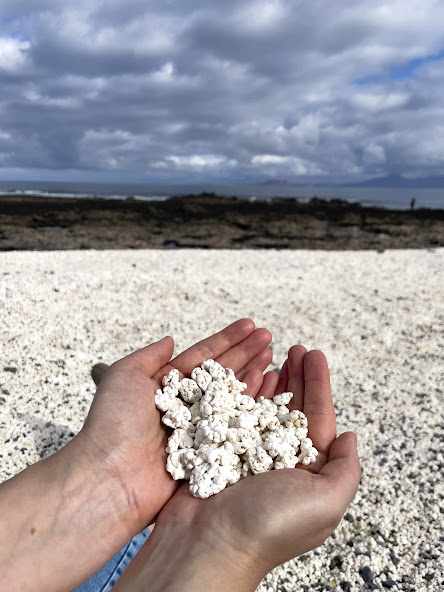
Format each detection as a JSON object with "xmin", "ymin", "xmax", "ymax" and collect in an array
[
  {"xmin": 113, "ymin": 346, "xmax": 361, "ymax": 592},
  {"xmin": 76, "ymin": 318, "xmax": 273, "ymax": 537}
]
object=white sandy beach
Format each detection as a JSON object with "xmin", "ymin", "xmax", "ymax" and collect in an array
[{"xmin": 1, "ymin": 248, "xmax": 443, "ymax": 591}]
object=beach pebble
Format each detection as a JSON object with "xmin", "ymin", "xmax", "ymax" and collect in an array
[{"xmin": 359, "ymin": 566, "xmax": 374, "ymax": 583}]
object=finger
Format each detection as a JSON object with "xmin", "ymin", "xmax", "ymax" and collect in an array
[
  {"xmin": 235, "ymin": 345, "xmax": 272, "ymax": 381},
  {"xmin": 303, "ymin": 350, "xmax": 336, "ymax": 460},
  {"xmin": 156, "ymin": 318, "xmax": 255, "ymax": 381},
  {"xmin": 256, "ymin": 370, "xmax": 280, "ymax": 399},
  {"xmin": 274, "ymin": 359, "xmax": 289, "ymax": 395},
  {"xmin": 217, "ymin": 328, "xmax": 272, "ymax": 375},
  {"xmin": 319, "ymin": 432, "xmax": 361, "ymax": 513},
  {"xmin": 118, "ymin": 336, "xmax": 175, "ymax": 377},
  {"xmin": 242, "ymin": 368, "xmax": 267, "ymax": 398},
  {"xmin": 287, "ymin": 345, "xmax": 307, "ymax": 411}
]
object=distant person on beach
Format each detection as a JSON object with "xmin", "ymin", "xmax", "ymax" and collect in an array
[
  {"xmin": 0, "ymin": 319, "xmax": 360, "ymax": 592},
  {"xmin": 410, "ymin": 197, "xmax": 416, "ymax": 210}
]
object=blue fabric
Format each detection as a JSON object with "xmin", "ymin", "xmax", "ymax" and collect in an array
[{"xmin": 73, "ymin": 527, "xmax": 150, "ymax": 592}]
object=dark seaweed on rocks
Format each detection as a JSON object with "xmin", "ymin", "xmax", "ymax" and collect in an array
[{"xmin": 1, "ymin": 193, "xmax": 443, "ymax": 250}]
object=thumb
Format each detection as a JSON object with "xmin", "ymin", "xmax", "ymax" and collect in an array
[
  {"xmin": 319, "ymin": 432, "xmax": 361, "ymax": 511},
  {"xmin": 120, "ymin": 336, "xmax": 175, "ymax": 377}
]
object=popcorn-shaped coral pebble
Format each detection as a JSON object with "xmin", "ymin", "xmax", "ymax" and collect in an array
[
  {"xmin": 189, "ymin": 462, "xmax": 228, "ymax": 498},
  {"xmin": 276, "ymin": 405, "xmax": 290, "ymax": 421},
  {"xmin": 274, "ymin": 453, "xmax": 299, "ymax": 470},
  {"xmin": 194, "ymin": 420, "xmax": 228, "ymax": 446},
  {"xmin": 155, "ymin": 361, "xmax": 318, "ymax": 498},
  {"xmin": 295, "ymin": 427, "xmax": 309, "ymax": 440},
  {"xmin": 166, "ymin": 428, "xmax": 195, "ymax": 453},
  {"xmin": 282, "ymin": 427, "xmax": 301, "ymax": 449},
  {"xmin": 191, "ymin": 367, "xmax": 212, "ymax": 390},
  {"xmin": 179, "ymin": 378, "xmax": 202, "ymax": 403},
  {"xmin": 262, "ymin": 431, "xmax": 294, "ymax": 458},
  {"xmin": 202, "ymin": 359, "xmax": 227, "ymax": 381},
  {"xmin": 162, "ymin": 403, "xmax": 192, "ymax": 429},
  {"xmin": 196, "ymin": 443, "xmax": 223, "ymax": 464},
  {"xmin": 199, "ymin": 399, "xmax": 213, "ymax": 418},
  {"xmin": 235, "ymin": 393, "xmax": 255, "ymax": 411},
  {"xmin": 256, "ymin": 396, "xmax": 278, "ymax": 411},
  {"xmin": 167, "ymin": 449, "xmax": 196, "ymax": 480},
  {"xmin": 236, "ymin": 411, "xmax": 258, "ymax": 430},
  {"xmin": 227, "ymin": 427, "xmax": 261, "ymax": 454},
  {"xmin": 225, "ymin": 369, "xmax": 248, "ymax": 393},
  {"xmin": 258, "ymin": 413, "xmax": 280, "ymax": 431},
  {"xmin": 273, "ymin": 392, "xmax": 293, "ymax": 406},
  {"xmin": 246, "ymin": 446, "xmax": 274, "ymax": 474},
  {"xmin": 286, "ymin": 410, "xmax": 308, "ymax": 428},
  {"xmin": 229, "ymin": 379, "xmax": 248, "ymax": 395},
  {"xmin": 201, "ymin": 389, "xmax": 236, "ymax": 414},
  {"xmin": 155, "ymin": 387, "xmax": 181, "ymax": 412},
  {"xmin": 162, "ymin": 368, "xmax": 181, "ymax": 390},
  {"xmin": 205, "ymin": 379, "xmax": 226, "ymax": 394},
  {"xmin": 298, "ymin": 438, "xmax": 319, "ymax": 465}
]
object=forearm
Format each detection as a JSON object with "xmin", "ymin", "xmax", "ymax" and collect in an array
[
  {"xmin": 0, "ymin": 435, "xmax": 138, "ymax": 592},
  {"xmin": 113, "ymin": 518, "xmax": 265, "ymax": 592}
]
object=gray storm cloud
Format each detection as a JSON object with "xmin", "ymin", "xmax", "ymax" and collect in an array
[{"xmin": 0, "ymin": 0, "xmax": 443, "ymax": 181}]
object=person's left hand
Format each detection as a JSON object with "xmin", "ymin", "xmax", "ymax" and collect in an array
[{"xmin": 76, "ymin": 319, "xmax": 273, "ymax": 537}]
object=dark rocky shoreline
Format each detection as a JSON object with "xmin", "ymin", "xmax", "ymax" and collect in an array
[{"xmin": 0, "ymin": 193, "xmax": 443, "ymax": 250}]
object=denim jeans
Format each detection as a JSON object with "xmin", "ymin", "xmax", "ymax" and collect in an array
[{"xmin": 73, "ymin": 527, "xmax": 150, "ymax": 592}]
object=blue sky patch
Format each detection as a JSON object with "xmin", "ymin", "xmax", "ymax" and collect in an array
[
  {"xmin": 354, "ymin": 74, "xmax": 383, "ymax": 85},
  {"xmin": 355, "ymin": 50, "xmax": 444, "ymax": 85},
  {"xmin": 393, "ymin": 50, "xmax": 444, "ymax": 79},
  {"xmin": 1, "ymin": 16, "xmax": 31, "ymax": 42}
]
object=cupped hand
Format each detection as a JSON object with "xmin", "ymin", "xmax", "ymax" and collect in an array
[
  {"xmin": 77, "ymin": 319, "xmax": 273, "ymax": 534},
  {"xmin": 151, "ymin": 347, "xmax": 361, "ymax": 580}
]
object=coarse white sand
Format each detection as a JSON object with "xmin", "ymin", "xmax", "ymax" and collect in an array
[{"xmin": 1, "ymin": 248, "xmax": 443, "ymax": 591}]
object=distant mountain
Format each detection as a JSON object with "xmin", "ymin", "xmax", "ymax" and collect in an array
[{"xmin": 350, "ymin": 175, "xmax": 444, "ymax": 188}]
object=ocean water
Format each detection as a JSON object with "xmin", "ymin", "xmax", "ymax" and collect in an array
[{"xmin": 0, "ymin": 180, "xmax": 443, "ymax": 210}]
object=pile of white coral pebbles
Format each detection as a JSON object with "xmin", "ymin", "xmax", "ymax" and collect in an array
[{"xmin": 155, "ymin": 359, "xmax": 318, "ymax": 498}]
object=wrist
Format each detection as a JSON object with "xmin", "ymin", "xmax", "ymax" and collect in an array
[
  {"xmin": 40, "ymin": 433, "xmax": 142, "ymax": 587},
  {"xmin": 113, "ymin": 506, "xmax": 266, "ymax": 592},
  {"xmin": 61, "ymin": 430, "xmax": 142, "ymax": 541},
  {"xmin": 0, "ymin": 432, "xmax": 140, "ymax": 592}
]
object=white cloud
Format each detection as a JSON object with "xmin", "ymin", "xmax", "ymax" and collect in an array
[
  {"xmin": 234, "ymin": 0, "xmax": 287, "ymax": 32},
  {"xmin": 152, "ymin": 62, "xmax": 174, "ymax": 82},
  {"xmin": 252, "ymin": 155, "xmax": 288, "ymax": 165},
  {"xmin": 38, "ymin": 8, "xmax": 178, "ymax": 56},
  {"xmin": 166, "ymin": 155, "xmax": 229, "ymax": 168},
  {"xmin": 0, "ymin": 37, "xmax": 30, "ymax": 71},
  {"xmin": 23, "ymin": 87, "xmax": 80, "ymax": 109},
  {"xmin": 251, "ymin": 154, "xmax": 324, "ymax": 176},
  {"xmin": 351, "ymin": 91, "xmax": 409, "ymax": 112}
]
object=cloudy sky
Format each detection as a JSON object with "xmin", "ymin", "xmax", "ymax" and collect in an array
[{"xmin": 1, "ymin": 0, "xmax": 443, "ymax": 184}]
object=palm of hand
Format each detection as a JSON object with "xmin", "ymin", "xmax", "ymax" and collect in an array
[
  {"xmin": 79, "ymin": 320, "xmax": 274, "ymax": 529},
  {"xmin": 154, "ymin": 346, "xmax": 360, "ymax": 573},
  {"xmin": 82, "ymin": 363, "xmax": 176, "ymax": 526},
  {"xmin": 162, "ymin": 467, "xmax": 328, "ymax": 572}
]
